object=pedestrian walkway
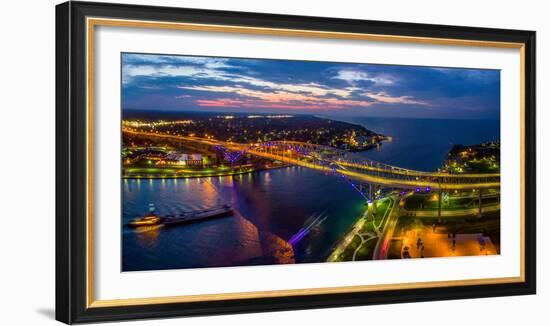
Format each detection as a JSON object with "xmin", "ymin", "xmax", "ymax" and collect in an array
[{"xmin": 401, "ymin": 226, "xmax": 497, "ymax": 258}]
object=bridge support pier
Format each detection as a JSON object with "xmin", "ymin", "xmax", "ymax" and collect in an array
[
  {"xmin": 369, "ymin": 183, "xmax": 374, "ymax": 203},
  {"xmin": 366, "ymin": 184, "xmax": 375, "ymax": 221},
  {"xmin": 478, "ymin": 188, "xmax": 483, "ymax": 218},
  {"xmin": 437, "ymin": 189, "xmax": 442, "ymax": 222}
]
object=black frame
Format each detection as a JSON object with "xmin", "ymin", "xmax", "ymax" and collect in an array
[{"xmin": 56, "ymin": 1, "xmax": 536, "ymax": 324}]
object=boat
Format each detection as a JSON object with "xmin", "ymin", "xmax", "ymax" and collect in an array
[
  {"xmin": 128, "ymin": 203, "xmax": 163, "ymax": 227},
  {"xmin": 127, "ymin": 203, "xmax": 233, "ymax": 227},
  {"xmin": 163, "ymin": 205, "xmax": 233, "ymax": 226},
  {"xmin": 127, "ymin": 214, "xmax": 162, "ymax": 227}
]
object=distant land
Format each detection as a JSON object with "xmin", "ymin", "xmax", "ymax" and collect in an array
[{"xmin": 122, "ymin": 110, "xmax": 389, "ymax": 152}]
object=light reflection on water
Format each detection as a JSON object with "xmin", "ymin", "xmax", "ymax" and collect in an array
[{"xmin": 122, "ymin": 167, "xmax": 365, "ymax": 271}]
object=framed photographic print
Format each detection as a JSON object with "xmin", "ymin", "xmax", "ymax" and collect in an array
[{"xmin": 56, "ymin": 1, "xmax": 536, "ymax": 324}]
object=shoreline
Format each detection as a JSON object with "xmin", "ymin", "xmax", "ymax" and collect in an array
[
  {"xmin": 122, "ymin": 164, "xmax": 291, "ymax": 180},
  {"xmin": 326, "ymin": 204, "xmax": 370, "ymax": 262}
]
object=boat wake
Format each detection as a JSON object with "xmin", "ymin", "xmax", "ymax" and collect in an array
[{"xmin": 288, "ymin": 212, "xmax": 328, "ymax": 246}]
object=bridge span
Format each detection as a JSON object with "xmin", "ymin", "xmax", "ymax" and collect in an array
[{"xmin": 123, "ymin": 130, "xmax": 500, "ymax": 191}]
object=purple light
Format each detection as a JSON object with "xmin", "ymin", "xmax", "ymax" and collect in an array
[
  {"xmin": 288, "ymin": 214, "xmax": 327, "ymax": 245},
  {"xmin": 288, "ymin": 227, "xmax": 309, "ymax": 245},
  {"xmin": 415, "ymin": 187, "xmax": 421, "ymax": 192}
]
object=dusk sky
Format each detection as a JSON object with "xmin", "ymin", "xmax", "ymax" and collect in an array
[{"xmin": 122, "ymin": 53, "xmax": 500, "ymax": 120}]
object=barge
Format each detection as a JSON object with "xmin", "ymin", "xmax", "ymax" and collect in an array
[{"xmin": 128, "ymin": 203, "xmax": 233, "ymax": 227}]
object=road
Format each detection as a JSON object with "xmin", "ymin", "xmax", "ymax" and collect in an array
[
  {"xmin": 372, "ymin": 194, "xmax": 402, "ymax": 260},
  {"xmin": 401, "ymin": 203, "xmax": 500, "ymax": 218}
]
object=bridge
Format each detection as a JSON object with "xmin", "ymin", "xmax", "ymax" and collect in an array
[{"xmin": 123, "ymin": 129, "xmax": 500, "ymax": 193}]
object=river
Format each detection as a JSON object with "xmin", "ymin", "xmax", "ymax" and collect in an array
[{"xmin": 122, "ymin": 117, "xmax": 500, "ymax": 271}]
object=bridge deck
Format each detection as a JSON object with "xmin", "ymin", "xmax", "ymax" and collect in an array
[{"xmin": 123, "ymin": 130, "xmax": 500, "ymax": 190}]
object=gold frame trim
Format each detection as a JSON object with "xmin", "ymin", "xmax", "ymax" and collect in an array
[{"xmin": 85, "ymin": 17, "xmax": 526, "ymax": 309}]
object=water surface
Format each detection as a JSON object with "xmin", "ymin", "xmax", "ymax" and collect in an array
[
  {"xmin": 122, "ymin": 167, "xmax": 365, "ymax": 271},
  {"xmin": 340, "ymin": 117, "xmax": 500, "ymax": 171}
]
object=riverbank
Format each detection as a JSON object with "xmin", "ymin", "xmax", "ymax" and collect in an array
[
  {"xmin": 327, "ymin": 196, "xmax": 394, "ymax": 262},
  {"xmin": 326, "ymin": 205, "xmax": 369, "ymax": 262},
  {"xmin": 122, "ymin": 163, "xmax": 290, "ymax": 179}
]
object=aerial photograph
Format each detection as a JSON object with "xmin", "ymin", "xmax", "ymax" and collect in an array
[{"xmin": 120, "ymin": 53, "xmax": 501, "ymax": 272}]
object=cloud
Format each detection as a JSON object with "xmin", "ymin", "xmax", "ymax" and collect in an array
[
  {"xmin": 123, "ymin": 54, "xmax": 233, "ymax": 68},
  {"xmin": 195, "ymin": 98, "xmax": 331, "ymax": 110},
  {"xmin": 123, "ymin": 61, "xmax": 355, "ymax": 98},
  {"xmin": 179, "ymin": 85, "xmax": 373, "ymax": 110},
  {"xmin": 430, "ymin": 67, "xmax": 494, "ymax": 78},
  {"xmin": 331, "ymin": 69, "xmax": 395, "ymax": 85},
  {"xmin": 122, "ymin": 64, "xmax": 228, "ymax": 84},
  {"xmin": 230, "ymin": 77, "xmax": 354, "ymax": 97},
  {"xmin": 122, "ymin": 54, "xmax": 243, "ymax": 85},
  {"xmin": 365, "ymin": 92, "xmax": 428, "ymax": 105},
  {"xmin": 195, "ymin": 98, "xmax": 371, "ymax": 110},
  {"xmin": 138, "ymin": 85, "xmax": 163, "ymax": 90}
]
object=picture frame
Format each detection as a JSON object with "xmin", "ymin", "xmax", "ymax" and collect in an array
[{"xmin": 56, "ymin": 1, "xmax": 536, "ymax": 324}]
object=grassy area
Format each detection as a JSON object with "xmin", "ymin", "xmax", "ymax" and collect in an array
[
  {"xmin": 124, "ymin": 167, "xmax": 179, "ymax": 174},
  {"xmin": 354, "ymin": 238, "xmax": 377, "ymax": 261},
  {"xmin": 331, "ymin": 196, "xmax": 394, "ymax": 262},
  {"xmin": 123, "ymin": 165, "xmax": 257, "ymax": 179},
  {"xmin": 372, "ymin": 198, "xmax": 391, "ymax": 226},
  {"xmin": 336, "ymin": 234, "xmax": 362, "ymax": 261}
]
